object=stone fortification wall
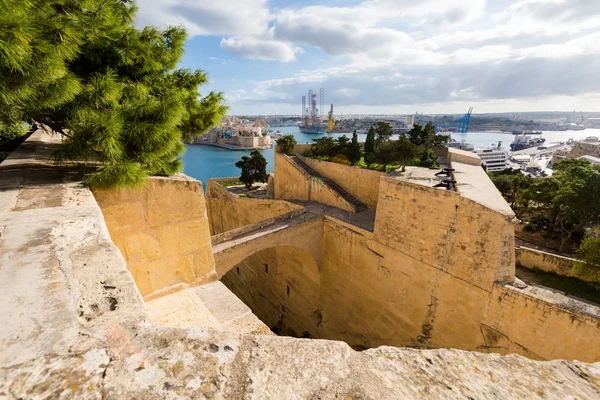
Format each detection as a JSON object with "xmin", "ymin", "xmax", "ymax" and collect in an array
[
  {"xmin": 94, "ymin": 176, "xmax": 215, "ymax": 299},
  {"xmin": 485, "ymin": 283, "xmax": 600, "ymax": 360},
  {"xmin": 298, "ymin": 155, "xmax": 383, "ymax": 209},
  {"xmin": 273, "ymin": 152, "xmax": 356, "ymax": 212},
  {"xmin": 516, "ymin": 246, "xmax": 600, "ymax": 284},
  {"xmin": 448, "ymin": 147, "xmax": 482, "ymax": 166},
  {"xmin": 571, "ymin": 141, "xmax": 600, "ymax": 158},
  {"xmin": 374, "ymin": 176, "xmax": 516, "ymax": 288},
  {"xmin": 6, "ymin": 130, "xmax": 600, "ymax": 398},
  {"xmin": 219, "ymin": 165, "xmax": 600, "ymax": 361},
  {"xmin": 206, "ymin": 178, "xmax": 303, "ymax": 235}
]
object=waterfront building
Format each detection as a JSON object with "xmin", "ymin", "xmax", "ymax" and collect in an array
[{"xmin": 475, "ymin": 146, "xmax": 508, "ymax": 172}]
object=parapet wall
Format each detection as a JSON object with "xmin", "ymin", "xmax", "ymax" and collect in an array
[
  {"xmin": 485, "ymin": 283, "xmax": 600, "ymax": 360},
  {"xmin": 374, "ymin": 176, "xmax": 516, "ymax": 288},
  {"xmin": 206, "ymin": 178, "xmax": 303, "ymax": 235},
  {"xmin": 448, "ymin": 147, "xmax": 482, "ymax": 166},
  {"xmin": 5, "ymin": 130, "xmax": 600, "ymax": 398},
  {"xmin": 94, "ymin": 176, "xmax": 216, "ymax": 299},
  {"xmin": 516, "ymin": 246, "xmax": 600, "ymax": 284},
  {"xmin": 273, "ymin": 152, "xmax": 356, "ymax": 212},
  {"xmin": 298, "ymin": 155, "xmax": 383, "ymax": 209}
]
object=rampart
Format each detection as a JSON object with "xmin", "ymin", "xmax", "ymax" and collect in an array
[
  {"xmin": 298, "ymin": 155, "xmax": 383, "ymax": 209},
  {"xmin": 206, "ymin": 178, "xmax": 303, "ymax": 235},
  {"xmin": 273, "ymin": 152, "xmax": 356, "ymax": 211},
  {"xmin": 94, "ymin": 176, "xmax": 216, "ymax": 300},
  {"xmin": 3, "ymin": 131, "xmax": 600, "ymax": 398},
  {"xmin": 516, "ymin": 246, "xmax": 600, "ymax": 284},
  {"xmin": 214, "ymin": 148, "xmax": 600, "ymax": 362}
]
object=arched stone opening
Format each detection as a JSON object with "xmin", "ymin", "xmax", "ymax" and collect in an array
[{"xmin": 220, "ymin": 246, "xmax": 323, "ymax": 339}]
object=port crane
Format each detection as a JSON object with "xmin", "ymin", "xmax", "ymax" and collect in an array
[
  {"xmin": 454, "ymin": 107, "xmax": 473, "ymax": 134},
  {"xmin": 326, "ymin": 104, "xmax": 335, "ymax": 133}
]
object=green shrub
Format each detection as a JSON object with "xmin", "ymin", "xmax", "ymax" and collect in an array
[{"xmin": 523, "ymin": 222, "xmax": 537, "ymax": 232}]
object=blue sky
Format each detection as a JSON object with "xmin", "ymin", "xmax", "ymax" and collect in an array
[{"xmin": 136, "ymin": 0, "xmax": 600, "ymax": 115}]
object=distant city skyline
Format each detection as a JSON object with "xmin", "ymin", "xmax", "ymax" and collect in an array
[{"xmin": 136, "ymin": 0, "xmax": 600, "ymax": 114}]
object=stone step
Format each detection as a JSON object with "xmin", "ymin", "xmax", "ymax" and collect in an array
[{"xmin": 290, "ymin": 156, "xmax": 368, "ymax": 213}]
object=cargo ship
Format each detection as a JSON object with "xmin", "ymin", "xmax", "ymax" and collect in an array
[
  {"xmin": 510, "ymin": 135, "xmax": 546, "ymax": 151},
  {"xmin": 300, "ymin": 125, "xmax": 324, "ymax": 134}
]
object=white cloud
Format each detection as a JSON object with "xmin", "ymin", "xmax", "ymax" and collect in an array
[
  {"xmin": 136, "ymin": 0, "xmax": 271, "ymax": 36},
  {"xmin": 220, "ymin": 36, "xmax": 301, "ymax": 63},
  {"xmin": 135, "ymin": 0, "xmax": 600, "ymax": 111}
]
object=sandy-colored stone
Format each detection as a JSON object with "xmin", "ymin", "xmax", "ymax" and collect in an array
[
  {"xmin": 3, "ymin": 131, "xmax": 600, "ymax": 399},
  {"xmin": 94, "ymin": 176, "xmax": 216, "ymax": 299}
]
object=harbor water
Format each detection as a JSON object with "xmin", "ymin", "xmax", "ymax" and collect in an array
[{"xmin": 183, "ymin": 126, "xmax": 600, "ymax": 187}]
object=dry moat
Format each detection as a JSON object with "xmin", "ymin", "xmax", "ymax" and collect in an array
[{"xmin": 4, "ymin": 131, "xmax": 600, "ymax": 398}]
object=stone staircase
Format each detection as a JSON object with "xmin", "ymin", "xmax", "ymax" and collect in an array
[{"xmin": 291, "ymin": 156, "xmax": 368, "ymax": 212}]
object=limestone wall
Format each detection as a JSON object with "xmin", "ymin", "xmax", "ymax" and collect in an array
[
  {"xmin": 7, "ymin": 130, "xmax": 600, "ymax": 398},
  {"xmin": 571, "ymin": 141, "xmax": 600, "ymax": 158},
  {"xmin": 485, "ymin": 283, "xmax": 600, "ymax": 361},
  {"xmin": 93, "ymin": 175, "xmax": 216, "ymax": 299},
  {"xmin": 374, "ymin": 176, "xmax": 516, "ymax": 288},
  {"xmin": 516, "ymin": 247, "xmax": 600, "ymax": 284},
  {"xmin": 298, "ymin": 156, "xmax": 384, "ymax": 209},
  {"xmin": 206, "ymin": 178, "xmax": 303, "ymax": 235},
  {"xmin": 448, "ymin": 147, "xmax": 482, "ymax": 166},
  {"xmin": 273, "ymin": 152, "xmax": 355, "ymax": 212}
]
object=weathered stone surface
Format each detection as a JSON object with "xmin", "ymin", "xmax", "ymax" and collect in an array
[
  {"xmin": 2, "ymin": 131, "xmax": 600, "ymax": 399},
  {"xmin": 94, "ymin": 175, "xmax": 216, "ymax": 299},
  {"xmin": 214, "ymin": 148, "xmax": 600, "ymax": 362}
]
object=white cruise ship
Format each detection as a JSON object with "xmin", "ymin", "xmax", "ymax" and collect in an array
[{"xmin": 475, "ymin": 143, "xmax": 508, "ymax": 172}]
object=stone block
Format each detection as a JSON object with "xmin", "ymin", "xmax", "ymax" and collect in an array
[
  {"xmin": 145, "ymin": 178, "xmax": 206, "ymax": 227},
  {"xmin": 99, "ymin": 202, "xmax": 146, "ymax": 235},
  {"xmin": 123, "ymin": 232, "xmax": 161, "ymax": 262},
  {"xmin": 156, "ymin": 220, "xmax": 211, "ymax": 258}
]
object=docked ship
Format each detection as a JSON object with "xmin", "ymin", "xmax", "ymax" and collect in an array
[
  {"xmin": 300, "ymin": 125, "xmax": 324, "ymax": 134},
  {"xmin": 510, "ymin": 135, "xmax": 546, "ymax": 151},
  {"xmin": 447, "ymin": 139, "xmax": 474, "ymax": 151},
  {"xmin": 511, "ymin": 130, "xmax": 543, "ymax": 135}
]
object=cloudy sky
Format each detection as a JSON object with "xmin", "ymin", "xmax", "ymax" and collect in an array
[{"xmin": 136, "ymin": 0, "xmax": 600, "ymax": 115}]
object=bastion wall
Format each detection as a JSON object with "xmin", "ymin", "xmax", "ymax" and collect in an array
[
  {"xmin": 94, "ymin": 176, "xmax": 216, "ymax": 300},
  {"xmin": 298, "ymin": 155, "xmax": 384, "ymax": 209},
  {"xmin": 5, "ymin": 130, "xmax": 600, "ymax": 398},
  {"xmin": 211, "ymin": 155, "xmax": 600, "ymax": 362},
  {"xmin": 206, "ymin": 178, "xmax": 303, "ymax": 235},
  {"xmin": 516, "ymin": 246, "xmax": 600, "ymax": 284}
]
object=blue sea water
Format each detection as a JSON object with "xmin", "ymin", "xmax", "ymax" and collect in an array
[{"xmin": 182, "ymin": 126, "xmax": 599, "ymax": 188}]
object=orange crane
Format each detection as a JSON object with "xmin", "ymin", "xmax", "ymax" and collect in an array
[{"xmin": 326, "ymin": 104, "xmax": 335, "ymax": 133}]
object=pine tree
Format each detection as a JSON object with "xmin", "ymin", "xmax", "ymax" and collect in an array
[
  {"xmin": 0, "ymin": 0, "xmax": 226, "ymax": 188},
  {"xmin": 235, "ymin": 150, "xmax": 268, "ymax": 190},
  {"xmin": 276, "ymin": 135, "xmax": 297, "ymax": 155},
  {"xmin": 347, "ymin": 130, "xmax": 361, "ymax": 164},
  {"xmin": 374, "ymin": 121, "xmax": 392, "ymax": 144},
  {"xmin": 395, "ymin": 134, "xmax": 418, "ymax": 172},
  {"xmin": 365, "ymin": 126, "xmax": 375, "ymax": 155}
]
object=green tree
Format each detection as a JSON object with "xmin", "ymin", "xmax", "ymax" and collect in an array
[
  {"xmin": 578, "ymin": 227, "xmax": 600, "ymax": 266},
  {"xmin": 335, "ymin": 135, "xmax": 350, "ymax": 157},
  {"xmin": 372, "ymin": 141, "xmax": 396, "ymax": 170},
  {"xmin": 310, "ymin": 136, "xmax": 337, "ymax": 158},
  {"xmin": 395, "ymin": 134, "xmax": 418, "ymax": 172},
  {"xmin": 408, "ymin": 124, "xmax": 425, "ymax": 146},
  {"xmin": 276, "ymin": 135, "xmax": 297, "ymax": 155},
  {"xmin": 235, "ymin": 150, "xmax": 268, "ymax": 190},
  {"xmin": 520, "ymin": 159, "xmax": 600, "ymax": 251},
  {"xmin": 347, "ymin": 130, "xmax": 361, "ymax": 164},
  {"xmin": 491, "ymin": 172, "xmax": 533, "ymax": 208},
  {"xmin": 364, "ymin": 126, "xmax": 375, "ymax": 157},
  {"xmin": 374, "ymin": 121, "xmax": 392, "ymax": 144},
  {"xmin": 1, "ymin": 0, "xmax": 226, "ymax": 188}
]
